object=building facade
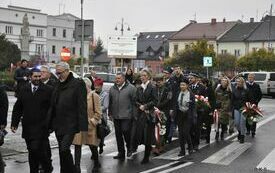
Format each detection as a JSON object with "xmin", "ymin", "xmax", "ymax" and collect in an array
[
  {"xmin": 169, "ymin": 19, "xmax": 237, "ymax": 57},
  {"xmin": 47, "ymin": 14, "xmax": 90, "ymax": 63},
  {"xmin": 0, "ymin": 5, "xmax": 47, "ymax": 60}
]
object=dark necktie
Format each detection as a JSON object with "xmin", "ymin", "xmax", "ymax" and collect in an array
[
  {"xmin": 180, "ymin": 93, "xmax": 184, "ymax": 106},
  {"xmin": 33, "ymin": 86, "xmax": 37, "ymax": 93}
]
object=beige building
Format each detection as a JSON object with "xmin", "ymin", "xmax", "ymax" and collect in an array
[{"xmin": 169, "ymin": 19, "xmax": 237, "ymax": 57}]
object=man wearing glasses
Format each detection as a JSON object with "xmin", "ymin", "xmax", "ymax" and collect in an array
[{"xmin": 48, "ymin": 62, "xmax": 88, "ymax": 173}]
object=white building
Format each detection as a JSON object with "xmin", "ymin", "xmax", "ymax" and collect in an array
[
  {"xmin": 47, "ymin": 13, "xmax": 90, "ymax": 63},
  {"xmin": 0, "ymin": 5, "xmax": 90, "ymax": 63},
  {"xmin": 217, "ymin": 16, "xmax": 275, "ymax": 57},
  {"xmin": 0, "ymin": 5, "xmax": 47, "ymax": 59}
]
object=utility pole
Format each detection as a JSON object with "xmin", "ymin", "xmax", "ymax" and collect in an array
[
  {"xmin": 268, "ymin": 4, "xmax": 273, "ymax": 50},
  {"xmin": 80, "ymin": 0, "xmax": 85, "ymax": 77}
]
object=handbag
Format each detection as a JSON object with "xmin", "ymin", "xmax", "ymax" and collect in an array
[{"xmin": 91, "ymin": 93, "xmax": 111, "ymax": 140}]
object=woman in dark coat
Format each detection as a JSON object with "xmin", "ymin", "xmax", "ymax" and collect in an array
[
  {"xmin": 232, "ymin": 77, "xmax": 248, "ymax": 143},
  {"xmin": 125, "ymin": 68, "xmax": 134, "ymax": 84},
  {"xmin": 136, "ymin": 69, "xmax": 157, "ymax": 164},
  {"xmin": 176, "ymin": 79, "xmax": 195, "ymax": 156}
]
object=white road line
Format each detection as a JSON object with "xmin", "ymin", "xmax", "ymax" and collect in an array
[
  {"xmin": 157, "ymin": 162, "xmax": 193, "ymax": 173},
  {"xmin": 202, "ymin": 142, "xmax": 252, "ymax": 165},
  {"xmin": 256, "ymin": 148, "xmax": 275, "ymax": 171},
  {"xmin": 105, "ymin": 145, "xmax": 145, "ymax": 157},
  {"xmin": 139, "ymin": 161, "xmax": 180, "ymax": 173}
]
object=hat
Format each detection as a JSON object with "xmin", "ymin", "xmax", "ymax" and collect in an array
[
  {"xmin": 31, "ymin": 67, "xmax": 41, "ymax": 73},
  {"xmin": 189, "ymin": 73, "xmax": 200, "ymax": 78},
  {"xmin": 94, "ymin": 78, "xmax": 104, "ymax": 86},
  {"xmin": 163, "ymin": 67, "xmax": 173, "ymax": 74}
]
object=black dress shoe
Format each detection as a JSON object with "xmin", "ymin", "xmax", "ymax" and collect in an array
[
  {"xmin": 99, "ymin": 147, "xmax": 103, "ymax": 154},
  {"xmin": 113, "ymin": 154, "xmax": 125, "ymax": 160},
  {"xmin": 141, "ymin": 157, "xmax": 149, "ymax": 164},
  {"xmin": 252, "ymin": 132, "xmax": 255, "ymax": 138},
  {"xmin": 127, "ymin": 151, "xmax": 133, "ymax": 157},
  {"xmin": 178, "ymin": 151, "xmax": 185, "ymax": 157}
]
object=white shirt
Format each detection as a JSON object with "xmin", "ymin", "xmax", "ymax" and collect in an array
[
  {"xmin": 141, "ymin": 81, "xmax": 150, "ymax": 91},
  {"xmin": 31, "ymin": 83, "xmax": 38, "ymax": 93},
  {"xmin": 178, "ymin": 90, "xmax": 190, "ymax": 112},
  {"xmin": 43, "ymin": 79, "xmax": 49, "ymax": 84},
  {"xmin": 118, "ymin": 82, "xmax": 126, "ymax": 91}
]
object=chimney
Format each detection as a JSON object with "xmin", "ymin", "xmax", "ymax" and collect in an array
[
  {"xmin": 250, "ymin": 18, "xmax": 254, "ymax": 23},
  {"xmin": 223, "ymin": 18, "xmax": 226, "ymax": 23},
  {"xmin": 189, "ymin": 20, "xmax": 197, "ymax": 24},
  {"xmin": 211, "ymin": 18, "xmax": 217, "ymax": 24}
]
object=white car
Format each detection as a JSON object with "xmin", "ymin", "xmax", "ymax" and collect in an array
[{"xmin": 84, "ymin": 72, "xmax": 115, "ymax": 92}]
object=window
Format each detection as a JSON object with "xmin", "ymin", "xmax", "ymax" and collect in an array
[
  {"xmin": 221, "ymin": 49, "xmax": 227, "ymax": 54},
  {"xmin": 72, "ymin": 47, "xmax": 76, "ymax": 54},
  {"xmin": 52, "ymin": 28, "xmax": 56, "ymax": 37},
  {"xmin": 155, "ymin": 35, "xmax": 159, "ymax": 39},
  {"xmin": 52, "ymin": 45, "xmax": 56, "ymax": 54},
  {"xmin": 5, "ymin": 26, "xmax": 13, "ymax": 34},
  {"xmin": 185, "ymin": 44, "xmax": 190, "ymax": 49},
  {"xmin": 63, "ymin": 29, "xmax": 66, "ymax": 38},
  {"xmin": 270, "ymin": 73, "xmax": 275, "ymax": 81},
  {"xmin": 209, "ymin": 44, "xmax": 214, "ymax": 50},
  {"xmin": 35, "ymin": 44, "xmax": 43, "ymax": 54},
  {"xmin": 234, "ymin": 49, "xmax": 241, "ymax": 57},
  {"xmin": 174, "ymin": 44, "xmax": 179, "ymax": 53},
  {"xmin": 37, "ymin": 29, "xmax": 43, "ymax": 37},
  {"xmin": 252, "ymin": 47, "xmax": 258, "ymax": 52},
  {"xmin": 146, "ymin": 35, "xmax": 150, "ymax": 39}
]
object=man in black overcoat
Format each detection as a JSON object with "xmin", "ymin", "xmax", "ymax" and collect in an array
[
  {"xmin": 0, "ymin": 85, "xmax": 8, "ymax": 172},
  {"xmin": 11, "ymin": 68, "xmax": 53, "ymax": 173},
  {"xmin": 246, "ymin": 73, "xmax": 262, "ymax": 138},
  {"xmin": 189, "ymin": 73, "xmax": 207, "ymax": 150},
  {"xmin": 48, "ymin": 62, "xmax": 88, "ymax": 173}
]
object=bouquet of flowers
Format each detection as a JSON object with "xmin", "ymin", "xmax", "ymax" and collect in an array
[
  {"xmin": 153, "ymin": 107, "xmax": 167, "ymax": 145},
  {"xmin": 241, "ymin": 102, "xmax": 264, "ymax": 125},
  {"xmin": 195, "ymin": 95, "xmax": 211, "ymax": 111}
]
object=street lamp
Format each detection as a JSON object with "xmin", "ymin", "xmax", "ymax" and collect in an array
[{"xmin": 114, "ymin": 18, "xmax": 131, "ymax": 72}]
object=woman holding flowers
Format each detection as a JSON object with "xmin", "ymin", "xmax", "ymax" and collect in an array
[
  {"xmin": 232, "ymin": 77, "xmax": 248, "ymax": 143},
  {"xmin": 215, "ymin": 77, "xmax": 232, "ymax": 141}
]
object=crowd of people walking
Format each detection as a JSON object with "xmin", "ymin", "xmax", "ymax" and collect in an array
[{"xmin": 0, "ymin": 59, "xmax": 263, "ymax": 173}]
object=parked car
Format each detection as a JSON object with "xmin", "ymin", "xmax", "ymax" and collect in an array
[
  {"xmin": 84, "ymin": 72, "xmax": 115, "ymax": 92},
  {"xmin": 232, "ymin": 71, "xmax": 275, "ymax": 97}
]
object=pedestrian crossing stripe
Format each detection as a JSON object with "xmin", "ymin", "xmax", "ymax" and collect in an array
[
  {"xmin": 139, "ymin": 161, "xmax": 193, "ymax": 173},
  {"xmin": 202, "ymin": 142, "xmax": 252, "ymax": 165},
  {"xmin": 256, "ymin": 148, "xmax": 275, "ymax": 171}
]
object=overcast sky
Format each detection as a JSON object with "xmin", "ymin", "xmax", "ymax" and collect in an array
[{"xmin": 1, "ymin": 0, "xmax": 275, "ymax": 45}]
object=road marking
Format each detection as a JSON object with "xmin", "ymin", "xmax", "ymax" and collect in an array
[
  {"xmin": 256, "ymin": 148, "xmax": 275, "ymax": 171},
  {"xmin": 139, "ymin": 161, "xmax": 180, "ymax": 173},
  {"xmin": 154, "ymin": 138, "xmax": 214, "ymax": 160},
  {"xmin": 105, "ymin": 145, "xmax": 145, "ymax": 157},
  {"xmin": 157, "ymin": 162, "xmax": 193, "ymax": 173},
  {"xmin": 202, "ymin": 142, "xmax": 252, "ymax": 165}
]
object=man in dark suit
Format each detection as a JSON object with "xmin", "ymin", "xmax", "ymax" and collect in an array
[
  {"xmin": 246, "ymin": 73, "xmax": 262, "ymax": 138},
  {"xmin": 189, "ymin": 73, "xmax": 207, "ymax": 150},
  {"xmin": 49, "ymin": 62, "xmax": 88, "ymax": 173},
  {"xmin": 0, "ymin": 85, "xmax": 8, "ymax": 173},
  {"xmin": 14, "ymin": 59, "xmax": 30, "ymax": 96},
  {"xmin": 11, "ymin": 68, "xmax": 53, "ymax": 173}
]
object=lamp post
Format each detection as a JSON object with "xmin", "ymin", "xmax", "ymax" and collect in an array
[
  {"xmin": 115, "ymin": 18, "xmax": 130, "ymax": 72},
  {"xmin": 80, "ymin": 0, "xmax": 85, "ymax": 77}
]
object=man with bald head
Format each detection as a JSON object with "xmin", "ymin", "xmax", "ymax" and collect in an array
[{"xmin": 48, "ymin": 62, "xmax": 88, "ymax": 173}]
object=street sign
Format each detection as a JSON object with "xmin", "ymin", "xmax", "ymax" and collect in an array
[
  {"xmin": 74, "ymin": 20, "xmax": 94, "ymax": 41},
  {"xmin": 60, "ymin": 48, "xmax": 71, "ymax": 62},
  {"xmin": 203, "ymin": 56, "xmax": 213, "ymax": 67},
  {"xmin": 107, "ymin": 36, "xmax": 137, "ymax": 59}
]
